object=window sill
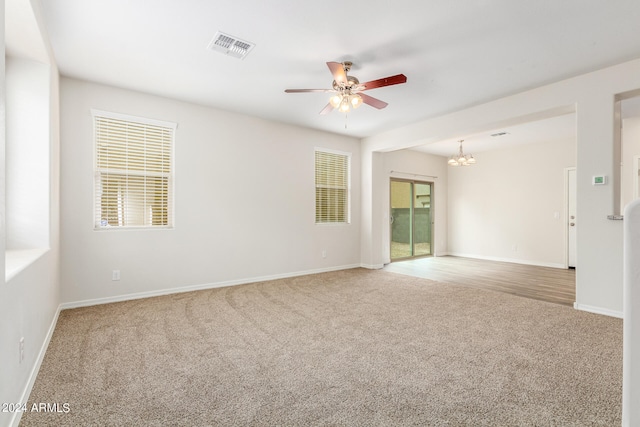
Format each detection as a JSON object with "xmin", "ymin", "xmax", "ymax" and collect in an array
[
  {"xmin": 94, "ymin": 226, "xmax": 174, "ymax": 231},
  {"xmin": 5, "ymin": 248, "xmax": 49, "ymax": 282}
]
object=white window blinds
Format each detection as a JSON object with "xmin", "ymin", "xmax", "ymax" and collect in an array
[
  {"xmin": 315, "ymin": 149, "xmax": 350, "ymax": 224},
  {"xmin": 94, "ymin": 112, "xmax": 175, "ymax": 229}
]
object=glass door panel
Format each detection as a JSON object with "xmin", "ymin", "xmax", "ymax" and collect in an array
[
  {"xmin": 390, "ymin": 179, "xmax": 433, "ymax": 261},
  {"xmin": 390, "ymin": 180, "xmax": 413, "ymax": 259},
  {"xmin": 414, "ymin": 183, "xmax": 432, "ymax": 257}
]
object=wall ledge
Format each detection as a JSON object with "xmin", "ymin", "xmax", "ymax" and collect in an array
[{"xmin": 5, "ymin": 248, "xmax": 49, "ymax": 282}]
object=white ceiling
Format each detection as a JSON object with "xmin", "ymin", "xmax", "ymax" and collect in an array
[
  {"xmin": 21, "ymin": 1, "xmax": 640, "ymax": 147},
  {"xmin": 411, "ymin": 112, "xmax": 577, "ymax": 157},
  {"xmin": 411, "ymin": 95, "xmax": 640, "ymax": 157}
]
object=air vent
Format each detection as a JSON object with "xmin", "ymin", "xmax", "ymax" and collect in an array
[
  {"xmin": 207, "ymin": 31, "xmax": 255, "ymax": 59},
  {"xmin": 491, "ymin": 131, "xmax": 509, "ymax": 137}
]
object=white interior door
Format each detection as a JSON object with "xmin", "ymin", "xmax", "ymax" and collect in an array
[{"xmin": 568, "ymin": 168, "xmax": 577, "ymax": 268}]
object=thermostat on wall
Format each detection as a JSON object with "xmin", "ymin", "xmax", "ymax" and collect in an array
[{"xmin": 592, "ymin": 175, "xmax": 607, "ymax": 185}]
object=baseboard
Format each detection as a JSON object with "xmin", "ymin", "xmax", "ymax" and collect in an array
[
  {"xmin": 360, "ymin": 263, "xmax": 384, "ymax": 270},
  {"xmin": 447, "ymin": 252, "xmax": 565, "ymax": 269},
  {"xmin": 574, "ymin": 302, "xmax": 623, "ymax": 319},
  {"xmin": 10, "ymin": 305, "xmax": 62, "ymax": 427},
  {"xmin": 60, "ymin": 264, "xmax": 362, "ymax": 310}
]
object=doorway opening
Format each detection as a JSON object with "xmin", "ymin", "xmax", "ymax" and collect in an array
[{"xmin": 390, "ymin": 179, "xmax": 433, "ymax": 261}]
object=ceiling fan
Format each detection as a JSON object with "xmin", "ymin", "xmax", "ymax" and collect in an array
[{"xmin": 285, "ymin": 61, "xmax": 407, "ymax": 115}]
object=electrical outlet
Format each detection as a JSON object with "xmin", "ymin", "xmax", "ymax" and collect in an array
[
  {"xmin": 112, "ymin": 270, "xmax": 121, "ymax": 281},
  {"xmin": 322, "ymin": 250, "xmax": 327, "ymax": 258},
  {"xmin": 19, "ymin": 337, "xmax": 24, "ymax": 363},
  {"xmin": 512, "ymin": 244, "xmax": 518, "ymax": 252}
]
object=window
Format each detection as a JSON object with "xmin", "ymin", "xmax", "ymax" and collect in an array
[
  {"xmin": 315, "ymin": 148, "xmax": 350, "ymax": 224},
  {"xmin": 93, "ymin": 110, "xmax": 176, "ymax": 229}
]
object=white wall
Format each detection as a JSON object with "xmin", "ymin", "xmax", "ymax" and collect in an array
[
  {"xmin": 0, "ymin": 1, "xmax": 62, "ymax": 426},
  {"xmin": 5, "ymin": 56, "xmax": 50, "ymax": 249},
  {"xmin": 447, "ymin": 137, "xmax": 576, "ymax": 267},
  {"xmin": 0, "ymin": 6, "xmax": 7, "ymax": 422},
  {"xmin": 381, "ymin": 150, "xmax": 449, "ymax": 263},
  {"xmin": 60, "ymin": 78, "xmax": 361, "ymax": 305},
  {"xmin": 361, "ymin": 58, "xmax": 640, "ymax": 317}
]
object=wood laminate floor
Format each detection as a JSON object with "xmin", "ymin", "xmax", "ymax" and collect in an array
[{"xmin": 384, "ymin": 256, "xmax": 576, "ymax": 306}]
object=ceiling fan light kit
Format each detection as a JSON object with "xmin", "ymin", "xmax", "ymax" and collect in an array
[
  {"xmin": 331, "ymin": 93, "xmax": 363, "ymax": 112},
  {"xmin": 285, "ymin": 61, "xmax": 407, "ymax": 116}
]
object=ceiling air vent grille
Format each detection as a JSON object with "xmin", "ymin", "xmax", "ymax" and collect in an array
[{"xmin": 208, "ymin": 31, "xmax": 255, "ymax": 59}]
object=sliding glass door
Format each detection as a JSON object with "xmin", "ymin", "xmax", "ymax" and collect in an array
[{"xmin": 390, "ymin": 179, "xmax": 433, "ymax": 260}]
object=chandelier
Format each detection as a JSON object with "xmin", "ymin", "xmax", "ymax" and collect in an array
[{"xmin": 448, "ymin": 140, "xmax": 476, "ymax": 166}]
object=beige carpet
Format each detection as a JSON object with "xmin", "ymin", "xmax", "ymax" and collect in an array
[{"xmin": 21, "ymin": 269, "xmax": 622, "ymax": 426}]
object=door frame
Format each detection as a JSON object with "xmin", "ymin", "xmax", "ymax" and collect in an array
[
  {"xmin": 389, "ymin": 178, "xmax": 434, "ymax": 262},
  {"xmin": 633, "ymin": 155, "xmax": 640, "ymax": 202},
  {"xmin": 564, "ymin": 167, "xmax": 577, "ymax": 269}
]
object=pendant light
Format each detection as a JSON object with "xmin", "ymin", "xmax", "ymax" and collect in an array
[{"xmin": 448, "ymin": 140, "xmax": 476, "ymax": 166}]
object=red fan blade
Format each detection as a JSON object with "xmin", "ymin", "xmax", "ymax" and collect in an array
[
  {"xmin": 319, "ymin": 103, "xmax": 334, "ymax": 115},
  {"xmin": 359, "ymin": 93, "xmax": 388, "ymax": 109},
  {"xmin": 327, "ymin": 62, "xmax": 347, "ymax": 85},
  {"xmin": 285, "ymin": 89, "xmax": 334, "ymax": 93},
  {"xmin": 361, "ymin": 74, "xmax": 407, "ymax": 91}
]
